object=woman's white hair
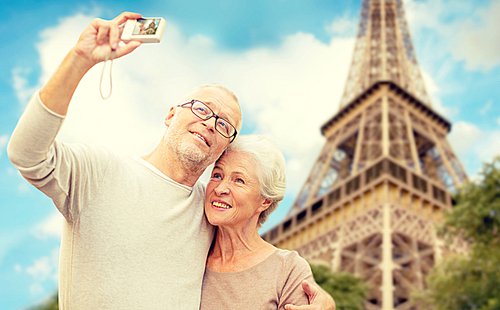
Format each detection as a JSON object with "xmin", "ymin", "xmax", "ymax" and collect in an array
[{"xmin": 225, "ymin": 135, "xmax": 286, "ymax": 228}]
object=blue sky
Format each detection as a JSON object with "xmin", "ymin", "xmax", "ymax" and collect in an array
[{"xmin": 1, "ymin": 0, "xmax": 499, "ymax": 309}]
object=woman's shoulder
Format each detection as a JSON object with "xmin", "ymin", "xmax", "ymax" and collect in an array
[
  {"xmin": 273, "ymin": 249, "xmax": 311, "ymax": 272},
  {"xmin": 274, "ymin": 248, "xmax": 306, "ymax": 261}
]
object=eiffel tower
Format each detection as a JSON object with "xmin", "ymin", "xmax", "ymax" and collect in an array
[{"xmin": 262, "ymin": 0, "xmax": 468, "ymax": 309}]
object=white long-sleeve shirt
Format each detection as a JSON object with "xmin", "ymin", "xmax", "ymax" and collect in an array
[{"xmin": 8, "ymin": 91, "xmax": 214, "ymax": 309}]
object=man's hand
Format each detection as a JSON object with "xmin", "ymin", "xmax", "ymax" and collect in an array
[
  {"xmin": 40, "ymin": 12, "xmax": 144, "ymax": 115},
  {"xmin": 74, "ymin": 12, "xmax": 143, "ymax": 69},
  {"xmin": 285, "ymin": 280, "xmax": 336, "ymax": 310}
]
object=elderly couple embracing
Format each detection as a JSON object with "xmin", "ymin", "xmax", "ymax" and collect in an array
[{"xmin": 8, "ymin": 12, "xmax": 336, "ymax": 310}]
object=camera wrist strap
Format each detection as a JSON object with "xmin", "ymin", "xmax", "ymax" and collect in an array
[{"xmin": 99, "ymin": 50, "xmax": 115, "ymax": 100}]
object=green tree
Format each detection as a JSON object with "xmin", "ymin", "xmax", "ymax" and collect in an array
[
  {"xmin": 412, "ymin": 156, "xmax": 500, "ymax": 310},
  {"xmin": 29, "ymin": 293, "xmax": 58, "ymax": 310},
  {"xmin": 441, "ymin": 157, "xmax": 500, "ymax": 246},
  {"xmin": 310, "ymin": 264, "xmax": 369, "ymax": 310}
]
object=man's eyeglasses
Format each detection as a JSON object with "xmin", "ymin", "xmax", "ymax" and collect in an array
[{"xmin": 178, "ymin": 100, "xmax": 238, "ymax": 143}]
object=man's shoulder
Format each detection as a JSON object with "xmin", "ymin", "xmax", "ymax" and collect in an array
[
  {"xmin": 196, "ymin": 179, "xmax": 208, "ymax": 190},
  {"xmin": 193, "ymin": 180, "xmax": 207, "ymax": 197}
]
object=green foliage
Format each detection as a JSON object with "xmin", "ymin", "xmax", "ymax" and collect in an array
[
  {"xmin": 28, "ymin": 293, "xmax": 58, "ymax": 310},
  {"xmin": 440, "ymin": 156, "xmax": 500, "ymax": 247},
  {"xmin": 412, "ymin": 157, "xmax": 500, "ymax": 310},
  {"xmin": 412, "ymin": 250, "xmax": 500, "ymax": 310},
  {"xmin": 310, "ymin": 264, "xmax": 369, "ymax": 310}
]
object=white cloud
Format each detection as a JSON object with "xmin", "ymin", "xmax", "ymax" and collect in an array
[
  {"xmin": 36, "ymin": 11, "xmax": 102, "ymax": 85},
  {"xmin": 405, "ymin": 0, "xmax": 477, "ymax": 35},
  {"xmin": 325, "ymin": 14, "xmax": 358, "ymax": 37},
  {"xmin": 12, "ymin": 67, "xmax": 38, "ymax": 106},
  {"xmin": 449, "ymin": 121, "xmax": 500, "ymax": 173},
  {"xmin": 50, "ymin": 248, "xmax": 60, "ymax": 282},
  {"xmin": 26, "ymin": 256, "xmax": 53, "ymax": 281},
  {"xmin": 405, "ymin": 0, "xmax": 500, "ymax": 72},
  {"xmin": 7, "ymin": 166, "xmax": 34, "ymax": 195},
  {"xmin": 24, "ymin": 250, "xmax": 59, "ymax": 295},
  {"xmin": 420, "ymin": 69, "xmax": 458, "ymax": 119},
  {"xmin": 18, "ymin": 182, "xmax": 31, "ymax": 194},
  {"xmin": 480, "ymin": 100, "xmax": 493, "ymax": 115},
  {"xmin": 476, "ymin": 130, "xmax": 500, "ymax": 161},
  {"xmin": 10, "ymin": 8, "xmax": 99, "ymax": 106},
  {"xmin": 450, "ymin": 0, "xmax": 500, "ymax": 72},
  {"xmin": 0, "ymin": 134, "xmax": 8, "ymax": 157},
  {"xmin": 14, "ymin": 264, "xmax": 22, "ymax": 273},
  {"xmin": 15, "ymin": 13, "xmax": 355, "ymax": 195},
  {"xmin": 32, "ymin": 212, "xmax": 63, "ymax": 240},
  {"xmin": 29, "ymin": 283, "xmax": 44, "ymax": 295},
  {"xmin": 448, "ymin": 121, "xmax": 482, "ymax": 157}
]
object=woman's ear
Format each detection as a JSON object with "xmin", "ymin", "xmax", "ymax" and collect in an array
[{"xmin": 258, "ymin": 198, "xmax": 273, "ymax": 213}]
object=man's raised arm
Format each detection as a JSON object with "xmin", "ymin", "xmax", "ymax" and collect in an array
[
  {"xmin": 40, "ymin": 12, "xmax": 142, "ymax": 115},
  {"xmin": 7, "ymin": 12, "xmax": 143, "ymax": 188}
]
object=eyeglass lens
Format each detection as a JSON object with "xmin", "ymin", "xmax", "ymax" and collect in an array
[{"xmin": 190, "ymin": 101, "xmax": 235, "ymax": 137}]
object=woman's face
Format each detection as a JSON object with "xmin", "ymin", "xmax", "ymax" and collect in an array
[{"xmin": 205, "ymin": 150, "xmax": 271, "ymax": 229}]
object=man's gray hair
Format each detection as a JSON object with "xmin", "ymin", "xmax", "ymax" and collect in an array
[
  {"xmin": 226, "ymin": 135, "xmax": 286, "ymax": 228},
  {"xmin": 182, "ymin": 84, "xmax": 242, "ymax": 132}
]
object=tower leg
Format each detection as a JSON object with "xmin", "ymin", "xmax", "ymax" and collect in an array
[{"xmin": 382, "ymin": 201, "xmax": 393, "ymax": 310}]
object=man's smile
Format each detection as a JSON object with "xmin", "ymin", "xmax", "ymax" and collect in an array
[{"xmin": 190, "ymin": 131, "xmax": 210, "ymax": 147}]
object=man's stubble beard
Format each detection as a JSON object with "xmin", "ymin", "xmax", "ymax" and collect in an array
[{"xmin": 163, "ymin": 129, "xmax": 218, "ymax": 173}]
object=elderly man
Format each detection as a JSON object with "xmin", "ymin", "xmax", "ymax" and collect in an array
[{"xmin": 8, "ymin": 12, "xmax": 334, "ymax": 310}]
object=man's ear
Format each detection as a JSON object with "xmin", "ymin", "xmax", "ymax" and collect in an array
[{"xmin": 164, "ymin": 107, "xmax": 176, "ymax": 127}]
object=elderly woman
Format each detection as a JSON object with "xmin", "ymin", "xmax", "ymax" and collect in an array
[{"xmin": 201, "ymin": 135, "xmax": 315, "ymax": 309}]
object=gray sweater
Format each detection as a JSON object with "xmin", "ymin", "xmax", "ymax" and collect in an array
[
  {"xmin": 201, "ymin": 249, "xmax": 313, "ymax": 309},
  {"xmin": 8, "ymin": 91, "xmax": 214, "ymax": 309}
]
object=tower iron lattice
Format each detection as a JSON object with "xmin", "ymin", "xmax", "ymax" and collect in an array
[{"xmin": 262, "ymin": 1, "xmax": 467, "ymax": 309}]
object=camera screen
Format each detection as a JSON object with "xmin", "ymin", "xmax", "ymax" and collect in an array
[{"xmin": 132, "ymin": 19, "xmax": 160, "ymax": 36}]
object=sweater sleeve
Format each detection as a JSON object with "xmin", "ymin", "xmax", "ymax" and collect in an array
[
  {"xmin": 7, "ymin": 91, "xmax": 111, "ymax": 222},
  {"xmin": 278, "ymin": 251, "xmax": 316, "ymax": 309}
]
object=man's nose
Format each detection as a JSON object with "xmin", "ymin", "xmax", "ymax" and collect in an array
[{"xmin": 201, "ymin": 116, "xmax": 217, "ymax": 133}]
